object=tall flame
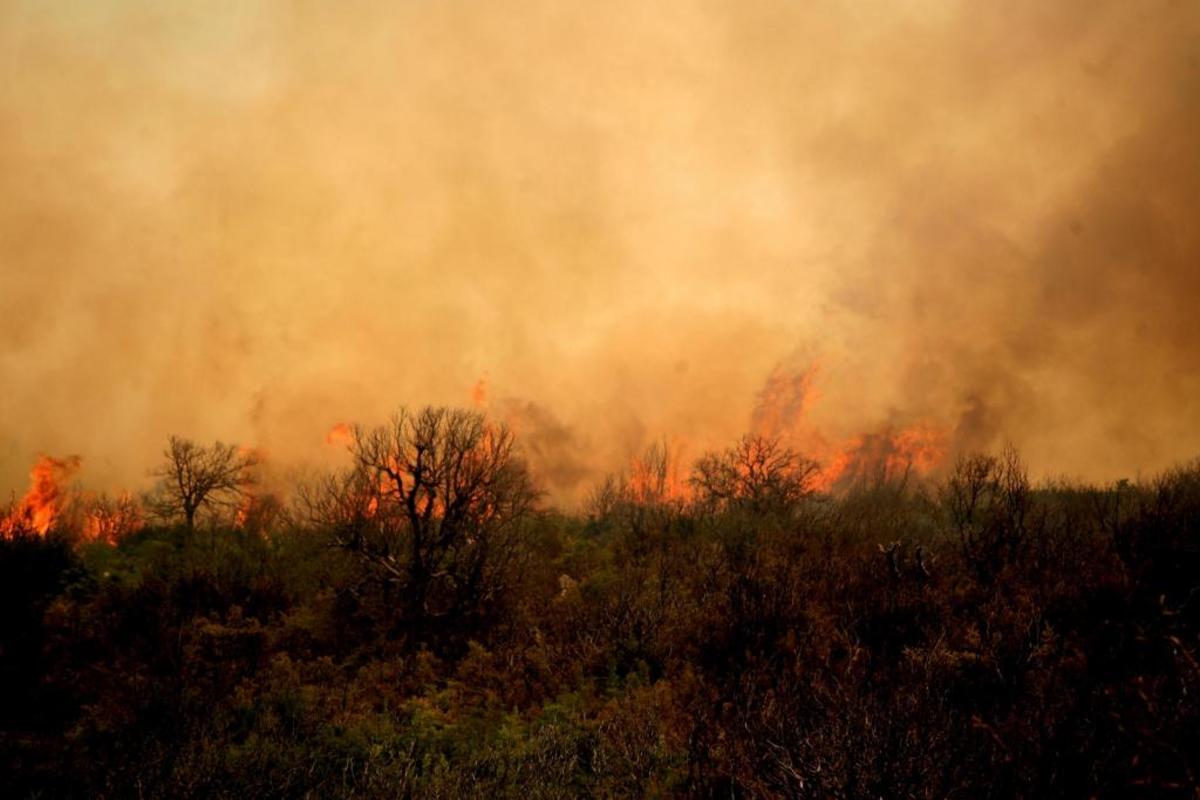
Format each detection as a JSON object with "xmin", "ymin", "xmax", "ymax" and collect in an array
[{"xmin": 1, "ymin": 454, "xmax": 82, "ymax": 537}]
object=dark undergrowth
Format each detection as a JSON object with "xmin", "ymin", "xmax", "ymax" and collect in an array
[{"xmin": 1, "ymin": 454, "xmax": 1197, "ymax": 798}]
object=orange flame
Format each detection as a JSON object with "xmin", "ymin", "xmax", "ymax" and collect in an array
[
  {"xmin": 234, "ymin": 493, "xmax": 254, "ymax": 528},
  {"xmin": 750, "ymin": 360, "xmax": 949, "ymax": 492},
  {"xmin": 814, "ymin": 424, "xmax": 948, "ymax": 492},
  {"xmin": 82, "ymin": 492, "xmax": 143, "ymax": 544},
  {"xmin": 750, "ymin": 361, "xmax": 823, "ymax": 441},
  {"xmin": 1, "ymin": 454, "xmax": 82, "ymax": 537},
  {"xmin": 626, "ymin": 439, "xmax": 693, "ymax": 504}
]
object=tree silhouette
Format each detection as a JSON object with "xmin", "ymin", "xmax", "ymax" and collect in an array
[
  {"xmin": 303, "ymin": 406, "xmax": 538, "ymax": 635},
  {"xmin": 148, "ymin": 436, "xmax": 260, "ymax": 529},
  {"xmin": 691, "ymin": 434, "xmax": 819, "ymax": 514}
]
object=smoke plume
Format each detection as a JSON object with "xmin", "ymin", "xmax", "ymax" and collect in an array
[{"xmin": 2, "ymin": 0, "xmax": 1198, "ymax": 502}]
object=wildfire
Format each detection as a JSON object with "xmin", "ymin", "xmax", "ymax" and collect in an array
[
  {"xmin": 82, "ymin": 492, "xmax": 143, "ymax": 544},
  {"xmin": 626, "ymin": 439, "xmax": 693, "ymax": 504},
  {"xmin": 234, "ymin": 492, "xmax": 281, "ymax": 533},
  {"xmin": 232, "ymin": 445, "xmax": 268, "ymax": 530},
  {"xmin": 750, "ymin": 360, "xmax": 949, "ymax": 492},
  {"xmin": 750, "ymin": 361, "xmax": 823, "ymax": 441},
  {"xmin": 234, "ymin": 493, "xmax": 254, "ymax": 528},
  {"xmin": 1, "ymin": 454, "xmax": 82, "ymax": 537},
  {"xmin": 814, "ymin": 424, "xmax": 948, "ymax": 492}
]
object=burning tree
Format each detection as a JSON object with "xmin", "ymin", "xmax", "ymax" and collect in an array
[
  {"xmin": 302, "ymin": 407, "xmax": 538, "ymax": 637},
  {"xmin": 147, "ymin": 437, "xmax": 261, "ymax": 529},
  {"xmin": 82, "ymin": 492, "xmax": 143, "ymax": 544},
  {"xmin": 691, "ymin": 435, "xmax": 820, "ymax": 514}
]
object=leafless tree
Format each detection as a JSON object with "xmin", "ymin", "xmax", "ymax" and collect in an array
[
  {"xmin": 941, "ymin": 444, "xmax": 1031, "ymax": 581},
  {"xmin": 584, "ymin": 440, "xmax": 691, "ymax": 549},
  {"xmin": 300, "ymin": 407, "xmax": 539, "ymax": 630},
  {"xmin": 148, "ymin": 436, "xmax": 260, "ymax": 530},
  {"xmin": 83, "ymin": 492, "xmax": 143, "ymax": 544},
  {"xmin": 691, "ymin": 434, "xmax": 820, "ymax": 514}
]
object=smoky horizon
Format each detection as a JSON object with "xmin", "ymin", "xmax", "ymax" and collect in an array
[{"xmin": 3, "ymin": 0, "xmax": 1199, "ymax": 504}]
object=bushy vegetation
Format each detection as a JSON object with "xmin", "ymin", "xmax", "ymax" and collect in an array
[{"xmin": 1, "ymin": 413, "xmax": 1198, "ymax": 798}]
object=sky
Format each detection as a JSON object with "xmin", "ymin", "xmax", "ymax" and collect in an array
[{"xmin": 2, "ymin": 0, "xmax": 1198, "ymax": 502}]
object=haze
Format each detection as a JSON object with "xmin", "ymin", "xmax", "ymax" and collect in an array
[{"xmin": 2, "ymin": 0, "xmax": 1198, "ymax": 502}]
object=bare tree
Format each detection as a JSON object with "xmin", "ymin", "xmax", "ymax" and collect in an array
[
  {"xmin": 584, "ymin": 440, "xmax": 690, "ymax": 547},
  {"xmin": 83, "ymin": 492, "xmax": 143, "ymax": 544},
  {"xmin": 148, "ymin": 436, "xmax": 260, "ymax": 529},
  {"xmin": 301, "ymin": 407, "xmax": 538, "ymax": 632},
  {"xmin": 941, "ymin": 444, "xmax": 1030, "ymax": 581},
  {"xmin": 691, "ymin": 435, "xmax": 820, "ymax": 514}
]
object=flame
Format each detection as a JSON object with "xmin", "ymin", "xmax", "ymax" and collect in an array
[
  {"xmin": 750, "ymin": 361, "xmax": 823, "ymax": 441},
  {"xmin": 750, "ymin": 360, "xmax": 949, "ymax": 492},
  {"xmin": 626, "ymin": 438, "xmax": 693, "ymax": 504},
  {"xmin": 1, "ymin": 454, "xmax": 82, "ymax": 537},
  {"xmin": 82, "ymin": 492, "xmax": 143, "ymax": 544},
  {"xmin": 814, "ymin": 424, "xmax": 948, "ymax": 491},
  {"xmin": 325, "ymin": 422, "xmax": 354, "ymax": 447},
  {"xmin": 234, "ymin": 493, "xmax": 254, "ymax": 528}
]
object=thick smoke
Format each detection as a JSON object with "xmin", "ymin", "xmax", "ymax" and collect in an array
[{"xmin": 1, "ymin": 0, "xmax": 1197, "ymax": 502}]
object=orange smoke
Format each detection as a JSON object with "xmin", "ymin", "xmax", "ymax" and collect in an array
[
  {"xmin": 471, "ymin": 376, "xmax": 489, "ymax": 409},
  {"xmin": 325, "ymin": 422, "xmax": 354, "ymax": 447},
  {"xmin": 1, "ymin": 454, "xmax": 82, "ymax": 537}
]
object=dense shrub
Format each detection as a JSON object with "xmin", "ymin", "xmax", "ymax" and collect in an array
[{"xmin": 1, "ymin": 454, "xmax": 1197, "ymax": 797}]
